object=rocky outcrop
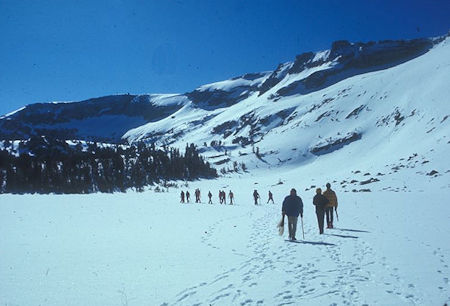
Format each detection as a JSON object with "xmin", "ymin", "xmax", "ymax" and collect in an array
[{"xmin": 275, "ymin": 38, "xmax": 435, "ymax": 97}]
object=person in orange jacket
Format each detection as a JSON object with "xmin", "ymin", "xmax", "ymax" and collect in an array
[{"xmin": 323, "ymin": 183, "xmax": 338, "ymax": 228}]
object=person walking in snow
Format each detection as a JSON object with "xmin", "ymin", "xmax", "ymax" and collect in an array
[
  {"xmin": 219, "ymin": 190, "xmax": 223, "ymax": 204},
  {"xmin": 222, "ymin": 190, "xmax": 227, "ymax": 205},
  {"xmin": 281, "ymin": 188, "xmax": 304, "ymax": 241},
  {"xmin": 208, "ymin": 191, "xmax": 213, "ymax": 204},
  {"xmin": 195, "ymin": 189, "xmax": 201, "ymax": 203},
  {"xmin": 313, "ymin": 188, "xmax": 329, "ymax": 234},
  {"xmin": 267, "ymin": 190, "xmax": 274, "ymax": 204},
  {"xmin": 253, "ymin": 190, "xmax": 260, "ymax": 205},
  {"xmin": 186, "ymin": 191, "xmax": 190, "ymax": 203},
  {"xmin": 180, "ymin": 191, "xmax": 185, "ymax": 204},
  {"xmin": 229, "ymin": 190, "xmax": 234, "ymax": 205},
  {"xmin": 323, "ymin": 183, "xmax": 338, "ymax": 228}
]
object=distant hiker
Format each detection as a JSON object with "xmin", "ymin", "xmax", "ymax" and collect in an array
[
  {"xmin": 253, "ymin": 190, "xmax": 260, "ymax": 205},
  {"xmin": 208, "ymin": 191, "xmax": 213, "ymax": 204},
  {"xmin": 222, "ymin": 190, "xmax": 227, "ymax": 205},
  {"xmin": 186, "ymin": 191, "xmax": 190, "ymax": 203},
  {"xmin": 267, "ymin": 191, "xmax": 274, "ymax": 204},
  {"xmin": 323, "ymin": 183, "xmax": 338, "ymax": 228},
  {"xmin": 313, "ymin": 188, "xmax": 329, "ymax": 234},
  {"xmin": 281, "ymin": 188, "xmax": 304, "ymax": 241},
  {"xmin": 180, "ymin": 191, "xmax": 185, "ymax": 204},
  {"xmin": 195, "ymin": 189, "xmax": 201, "ymax": 203},
  {"xmin": 229, "ymin": 190, "xmax": 234, "ymax": 205},
  {"xmin": 219, "ymin": 190, "xmax": 223, "ymax": 204}
]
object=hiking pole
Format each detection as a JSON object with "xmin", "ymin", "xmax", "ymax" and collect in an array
[
  {"xmin": 335, "ymin": 208, "xmax": 339, "ymax": 222},
  {"xmin": 301, "ymin": 217, "xmax": 305, "ymax": 240}
]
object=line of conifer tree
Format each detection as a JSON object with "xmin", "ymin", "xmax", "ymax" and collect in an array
[{"xmin": 0, "ymin": 137, "xmax": 216, "ymax": 194}]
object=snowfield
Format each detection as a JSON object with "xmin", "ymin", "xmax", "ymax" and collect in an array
[{"xmin": 1, "ymin": 167, "xmax": 449, "ymax": 305}]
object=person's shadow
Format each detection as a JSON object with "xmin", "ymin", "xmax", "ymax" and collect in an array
[
  {"xmin": 333, "ymin": 228, "xmax": 370, "ymax": 233},
  {"xmin": 325, "ymin": 233, "xmax": 358, "ymax": 239},
  {"xmin": 285, "ymin": 240, "xmax": 336, "ymax": 246}
]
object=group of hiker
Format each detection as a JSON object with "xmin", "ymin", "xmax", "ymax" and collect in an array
[
  {"xmin": 179, "ymin": 188, "xmax": 203, "ymax": 204},
  {"xmin": 178, "ymin": 183, "xmax": 339, "ymax": 241},
  {"xmin": 181, "ymin": 189, "xmax": 277, "ymax": 205},
  {"xmin": 180, "ymin": 189, "xmax": 235, "ymax": 205},
  {"xmin": 252, "ymin": 190, "xmax": 275, "ymax": 205},
  {"xmin": 281, "ymin": 183, "xmax": 338, "ymax": 240}
]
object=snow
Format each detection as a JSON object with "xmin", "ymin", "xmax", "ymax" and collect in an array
[
  {"xmin": 1, "ymin": 36, "xmax": 450, "ymax": 305},
  {"xmin": 197, "ymin": 73, "xmax": 269, "ymax": 93},
  {"xmin": 0, "ymin": 106, "xmax": 26, "ymax": 119},
  {"xmin": 131, "ymin": 94, "xmax": 189, "ymax": 107},
  {"xmin": 1, "ymin": 169, "xmax": 449, "ymax": 305},
  {"xmin": 312, "ymin": 50, "xmax": 331, "ymax": 62}
]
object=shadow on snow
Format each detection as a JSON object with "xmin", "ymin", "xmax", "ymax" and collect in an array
[
  {"xmin": 285, "ymin": 240, "xmax": 336, "ymax": 246},
  {"xmin": 325, "ymin": 233, "xmax": 359, "ymax": 239},
  {"xmin": 333, "ymin": 228, "xmax": 370, "ymax": 233}
]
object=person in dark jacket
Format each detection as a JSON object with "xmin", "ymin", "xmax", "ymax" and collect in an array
[
  {"xmin": 186, "ymin": 191, "xmax": 190, "ymax": 203},
  {"xmin": 267, "ymin": 191, "xmax": 274, "ymax": 204},
  {"xmin": 229, "ymin": 190, "xmax": 234, "ymax": 205},
  {"xmin": 282, "ymin": 188, "xmax": 304, "ymax": 240},
  {"xmin": 195, "ymin": 188, "xmax": 201, "ymax": 203},
  {"xmin": 313, "ymin": 188, "xmax": 329, "ymax": 234},
  {"xmin": 180, "ymin": 191, "xmax": 185, "ymax": 203},
  {"xmin": 208, "ymin": 191, "xmax": 213, "ymax": 204},
  {"xmin": 253, "ymin": 190, "xmax": 260, "ymax": 205}
]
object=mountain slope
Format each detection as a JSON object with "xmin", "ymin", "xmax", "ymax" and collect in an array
[
  {"xmin": 1, "ymin": 34, "xmax": 449, "ymax": 186},
  {"xmin": 0, "ymin": 35, "xmax": 445, "ymax": 145}
]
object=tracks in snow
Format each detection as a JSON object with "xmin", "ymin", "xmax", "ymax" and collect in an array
[{"xmin": 163, "ymin": 205, "xmax": 423, "ymax": 305}]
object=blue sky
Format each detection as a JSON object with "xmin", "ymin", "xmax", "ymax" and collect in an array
[{"xmin": 1, "ymin": 0, "xmax": 449, "ymax": 115}]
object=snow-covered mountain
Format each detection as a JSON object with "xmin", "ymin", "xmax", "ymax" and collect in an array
[{"xmin": 1, "ymin": 34, "xmax": 449, "ymax": 180}]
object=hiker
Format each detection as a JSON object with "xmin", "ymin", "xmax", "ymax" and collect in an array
[
  {"xmin": 219, "ymin": 190, "xmax": 223, "ymax": 204},
  {"xmin": 323, "ymin": 183, "xmax": 338, "ymax": 228},
  {"xmin": 186, "ymin": 191, "xmax": 190, "ymax": 203},
  {"xmin": 180, "ymin": 191, "xmax": 185, "ymax": 203},
  {"xmin": 197, "ymin": 189, "xmax": 201, "ymax": 203},
  {"xmin": 281, "ymin": 188, "xmax": 304, "ymax": 241},
  {"xmin": 222, "ymin": 190, "xmax": 227, "ymax": 205},
  {"xmin": 229, "ymin": 190, "xmax": 234, "ymax": 205},
  {"xmin": 253, "ymin": 190, "xmax": 260, "ymax": 205},
  {"xmin": 267, "ymin": 190, "xmax": 274, "ymax": 204},
  {"xmin": 208, "ymin": 191, "xmax": 213, "ymax": 204},
  {"xmin": 313, "ymin": 188, "xmax": 329, "ymax": 234},
  {"xmin": 194, "ymin": 188, "xmax": 199, "ymax": 203}
]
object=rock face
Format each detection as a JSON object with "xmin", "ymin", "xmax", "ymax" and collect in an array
[{"xmin": 274, "ymin": 38, "xmax": 435, "ymax": 97}]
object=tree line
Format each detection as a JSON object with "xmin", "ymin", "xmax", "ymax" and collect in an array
[{"xmin": 0, "ymin": 138, "xmax": 216, "ymax": 194}]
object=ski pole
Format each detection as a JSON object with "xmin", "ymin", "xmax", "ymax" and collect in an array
[
  {"xmin": 301, "ymin": 217, "xmax": 305, "ymax": 240},
  {"xmin": 335, "ymin": 208, "xmax": 339, "ymax": 222}
]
